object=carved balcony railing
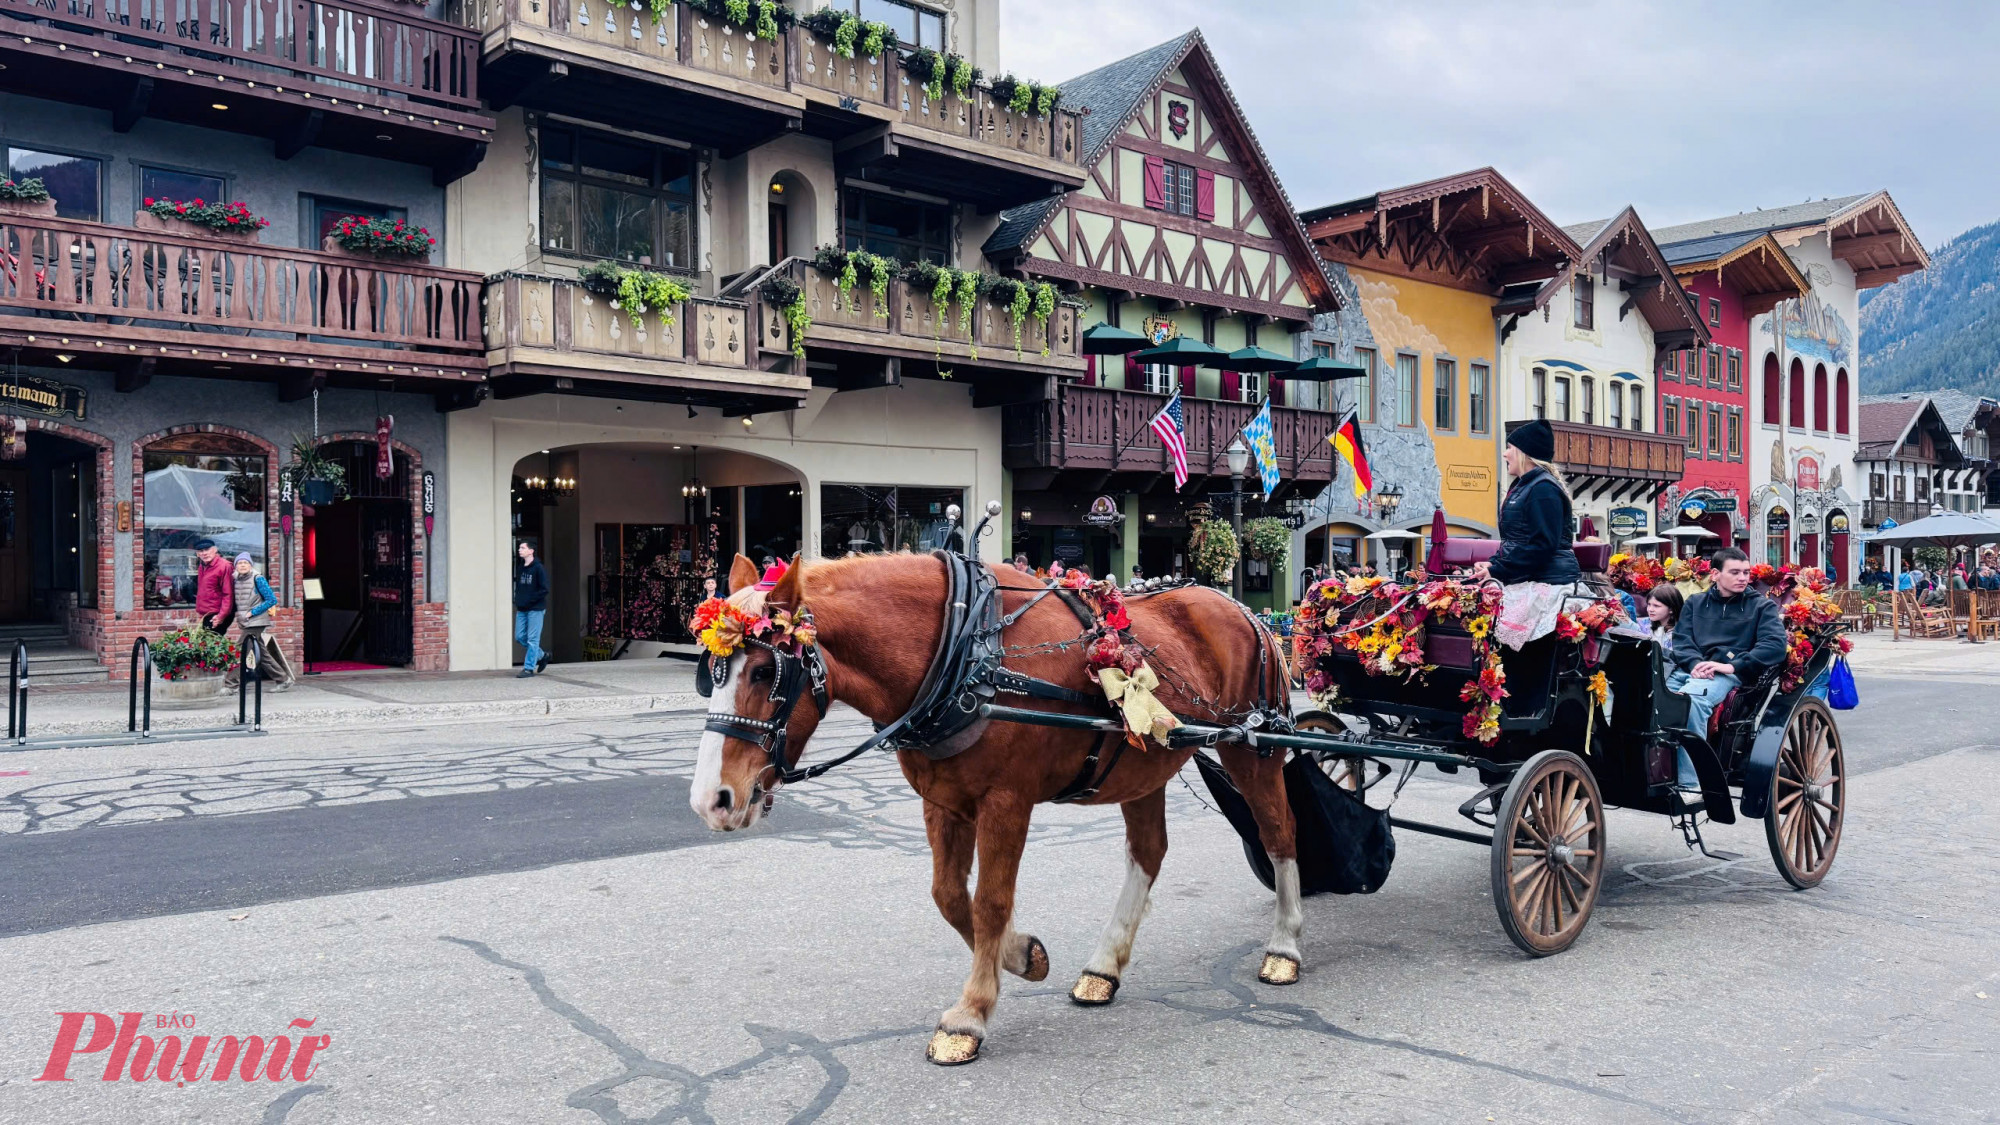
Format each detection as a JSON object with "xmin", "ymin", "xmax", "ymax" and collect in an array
[
  {"xmin": 1862, "ymin": 499, "xmax": 1930, "ymax": 528},
  {"xmin": 1005, "ymin": 383, "xmax": 1336, "ymax": 487},
  {"xmin": 0, "ymin": 211, "xmax": 484, "ymax": 379}
]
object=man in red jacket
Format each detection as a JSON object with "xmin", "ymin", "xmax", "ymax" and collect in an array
[{"xmin": 192, "ymin": 539, "xmax": 234, "ymax": 633}]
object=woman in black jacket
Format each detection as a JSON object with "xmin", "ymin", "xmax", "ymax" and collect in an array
[{"xmin": 1474, "ymin": 420, "xmax": 1580, "ymax": 587}]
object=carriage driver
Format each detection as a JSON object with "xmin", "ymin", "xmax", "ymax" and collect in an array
[{"xmin": 1667, "ymin": 546, "xmax": 1787, "ymax": 789}]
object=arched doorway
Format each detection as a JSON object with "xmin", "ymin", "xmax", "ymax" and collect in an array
[
  {"xmin": 303, "ymin": 440, "xmax": 417, "ymax": 668},
  {"xmin": 0, "ymin": 429, "xmax": 102, "ymax": 623},
  {"xmin": 1765, "ymin": 506, "xmax": 1791, "ymax": 567},
  {"xmin": 1826, "ymin": 509, "xmax": 1850, "ymax": 584},
  {"xmin": 767, "ymin": 172, "xmax": 817, "ymax": 265},
  {"xmin": 513, "ymin": 442, "xmax": 803, "ymax": 663}
]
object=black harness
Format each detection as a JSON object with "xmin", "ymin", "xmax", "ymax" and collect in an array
[{"xmin": 696, "ymin": 552, "xmax": 1210, "ymax": 796}]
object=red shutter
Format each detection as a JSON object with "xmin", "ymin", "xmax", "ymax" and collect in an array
[
  {"xmin": 1220, "ymin": 369, "xmax": 1240, "ymax": 402},
  {"xmin": 1082, "ymin": 355, "xmax": 1097, "ymax": 387},
  {"xmin": 1143, "ymin": 156, "xmax": 1165, "ymax": 211},
  {"xmin": 1195, "ymin": 169, "xmax": 1215, "ymax": 221},
  {"xmin": 1269, "ymin": 374, "xmax": 1285, "ymax": 406},
  {"xmin": 1179, "ymin": 365, "xmax": 1195, "ymax": 396}
]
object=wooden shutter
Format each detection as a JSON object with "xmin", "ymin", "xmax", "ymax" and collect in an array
[
  {"xmin": 1179, "ymin": 365, "xmax": 1195, "ymax": 396},
  {"xmin": 1143, "ymin": 156, "xmax": 1166, "ymax": 211},
  {"xmin": 1220, "ymin": 369, "xmax": 1240, "ymax": 401},
  {"xmin": 1082, "ymin": 355, "xmax": 1097, "ymax": 387},
  {"xmin": 1195, "ymin": 169, "xmax": 1215, "ymax": 221}
]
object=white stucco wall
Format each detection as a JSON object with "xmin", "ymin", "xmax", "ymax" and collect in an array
[{"xmin": 446, "ymin": 381, "xmax": 1002, "ymax": 670}]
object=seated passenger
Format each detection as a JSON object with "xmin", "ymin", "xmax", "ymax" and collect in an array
[
  {"xmin": 1642, "ymin": 585, "xmax": 1683, "ymax": 647},
  {"xmin": 1472, "ymin": 419, "xmax": 1582, "ymax": 649},
  {"xmin": 1668, "ymin": 547, "xmax": 1787, "ymax": 789}
]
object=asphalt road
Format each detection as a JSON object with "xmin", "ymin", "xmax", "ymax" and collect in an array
[{"xmin": 0, "ymin": 654, "xmax": 1994, "ymax": 1124}]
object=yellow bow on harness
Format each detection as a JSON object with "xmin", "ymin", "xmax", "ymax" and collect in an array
[{"xmin": 1095, "ymin": 663, "xmax": 1182, "ymax": 747}]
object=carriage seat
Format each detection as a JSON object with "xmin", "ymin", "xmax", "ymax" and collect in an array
[
  {"xmin": 1424, "ymin": 537, "xmax": 1608, "ymax": 574},
  {"xmin": 1572, "ymin": 542, "xmax": 1612, "ymax": 573}
]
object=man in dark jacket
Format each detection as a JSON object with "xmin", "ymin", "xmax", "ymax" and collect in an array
[
  {"xmin": 1668, "ymin": 547, "xmax": 1786, "ymax": 787},
  {"xmin": 514, "ymin": 541, "xmax": 550, "ymax": 677},
  {"xmin": 1475, "ymin": 419, "xmax": 1581, "ymax": 587}
]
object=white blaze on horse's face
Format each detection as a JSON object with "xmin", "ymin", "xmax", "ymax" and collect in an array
[{"xmin": 691, "ymin": 654, "xmax": 763, "ymax": 832}]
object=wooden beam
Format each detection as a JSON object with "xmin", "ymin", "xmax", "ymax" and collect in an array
[
  {"xmin": 1853, "ymin": 265, "xmax": 1919, "ymax": 289},
  {"xmin": 1304, "ymin": 211, "xmax": 1374, "ymax": 241},
  {"xmin": 1830, "ymin": 230, "xmax": 1911, "ymax": 258},
  {"xmin": 432, "ymin": 142, "xmax": 488, "ymax": 188},
  {"xmin": 278, "ymin": 368, "xmax": 327, "ymax": 403},
  {"xmin": 274, "ymin": 108, "xmax": 323, "ymax": 162},
  {"xmin": 434, "ymin": 383, "xmax": 489, "ymax": 412},
  {"xmin": 113, "ymin": 355, "xmax": 154, "ymax": 394},
  {"xmin": 112, "ymin": 76, "xmax": 154, "ymax": 134}
]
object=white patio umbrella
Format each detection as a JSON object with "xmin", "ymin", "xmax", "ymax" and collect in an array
[
  {"xmin": 1625, "ymin": 534, "xmax": 1671, "ymax": 546},
  {"xmin": 1867, "ymin": 511, "xmax": 2000, "ymax": 641},
  {"xmin": 1665, "ymin": 526, "xmax": 1719, "ymax": 538}
]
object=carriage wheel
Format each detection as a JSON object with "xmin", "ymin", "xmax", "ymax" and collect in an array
[
  {"xmin": 1764, "ymin": 698, "xmax": 1845, "ymax": 889},
  {"xmin": 1296, "ymin": 713, "xmax": 1377, "ymax": 793},
  {"xmin": 1490, "ymin": 750, "xmax": 1605, "ymax": 957}
]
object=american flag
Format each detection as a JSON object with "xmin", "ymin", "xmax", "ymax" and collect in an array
[{"xmin": 1150, "ymin": 392, "xmax": 1189, "ymax": 491}]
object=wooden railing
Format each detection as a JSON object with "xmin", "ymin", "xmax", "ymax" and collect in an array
[
  {"xmin": 1863, "ymin": 499, "xmax": 1931, "ymax": 527},
  {"xmin": 483, "ymin": 272, "xmax": 752, "ymax": 370},
  {"xmin": 1004, "ymin": 383, "xmax": 1336, "ymax": 482},
  {"xmin": 0, "ymin": 213, "xmax": 482, "ymax": 357},
  {"xmin": 763, "ymin": 259, "xmax": 1080, "ymax": 369},
  {"xmin": 1511, "ymin": 419, "xmax": 1684, "ymax": 481},
  {"xmin": 5, "ymin": 0, "xmax": 481, "ymax": 112}
]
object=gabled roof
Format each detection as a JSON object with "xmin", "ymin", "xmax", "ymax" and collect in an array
[
  {"xmin": 1301, "ymin": 167, "xmax": 1579, "ymax": 295},
  {"xmin": 1647, "ymin": 191, "xmax": 1929, "ymax": 290},
  {"xmin": 1856, "ymin": 395, "xmax": 1962, "ymax": 463},
  {"xmin": 982, "ymin": 30, "xmax": 1338, "ymax": 314},
  {"xmin": 1498, "ymin": 207, "xmax": 1710, "ymax": 346},
  {"xmin": 1656, "ymin": 230, "xmax": 1811, "ymax": 317},
  {"xmin": 1864, "ymin": 389, "xmax": 1997, "ymax": 437}
]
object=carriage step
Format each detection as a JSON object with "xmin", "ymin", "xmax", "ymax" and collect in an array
[
  {"xmin": 1672, "ymin": 810, "xmax": 1742, "ymax": 862},
  {"xmin": 1457, "ymin": 782, "xmax": 1507, "ymax": 828}
]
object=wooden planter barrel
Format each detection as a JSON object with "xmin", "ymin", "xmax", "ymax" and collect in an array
[{"xmin": 0, "ymin": 197, "xmax": 58, "ymax": 218}]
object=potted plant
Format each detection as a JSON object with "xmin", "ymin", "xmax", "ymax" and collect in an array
[
  {"xmin": 1242, "ymin": 517, "xmax": 1292, "ymax": 568},
  {"xmin": 760, "ymin": 274, "xmax": 809, "ymax": 360},
  {"xmin": 324, "ymin": 215, "xmax": 435, "ymax": 261},
  {"xmin": 152, "ymin": 625, "xmax": 239, "ymax": 704},
  {"xmin": 1189, "ymin": 517, "xmax": 1240, "ymax": 586},
  {"xmin": 135, "ymin": 197, "xmax": 269, "ymax": 240},
  {"xmin": 281, "ymin": 437, "xmax": 348, "ymax": 506},
  {"xmin": 577, "ymin": 260, "xmax": 692, "ymax": 330},
  {"xmin": 0, "ymin": 177, "xmax": 55, "ymax": 218}
]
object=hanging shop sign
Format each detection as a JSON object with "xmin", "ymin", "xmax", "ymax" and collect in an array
[
  {"xmin": 1083, "ymin": 495, "xmax": 1123, "ymax": 527},
  {"xmin": 1052, "ymin": 527, "xmax": 1085, "ymax": 565},
  {"xmin": 422, "ymin": 470, "xmax": 437, "ymax": 538},
  {"xmin": 1828, "ymin": 512, "xmax": 1849, "ymax": 533},
  {"xmin": 1766, "ymin": 509, "xmax": 1791, "ymax": 533},
  {"xmin": 0, "ymin": 375, "xmax": 87, "ymax": 420},
  {"xmin": 1679, "ymin": 497, "xmax": 1708, "ymax": 520},
  {"xmin": 1795, "ymin": 456, "xmax": 1820, "ymax": 492},
  {"xmin": 376, "ymin": 415, "xmax": 395, "ymax": 480},
  {"xmin": 1706, "ymin": 496, "xmax": 1738, "ymax": 513},
  {"xmin": 1608, "ymin": 506, "xmax": 1648, "ymax": 537}
]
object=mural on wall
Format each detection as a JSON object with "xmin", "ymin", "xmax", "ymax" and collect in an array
[
  {"xmin": 1755, "ymin": 291, "xmax": 1852, "ymax": 368},
  {"xmin": 1309, "ymin": 263, "xmax": 1443, "ymax": 525}
]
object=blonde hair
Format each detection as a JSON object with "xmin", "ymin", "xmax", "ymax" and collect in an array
[{"xmin": 1528, "ymin": 457, "xmax": 1572, "ymax": 498}]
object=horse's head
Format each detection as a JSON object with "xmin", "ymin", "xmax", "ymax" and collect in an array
[{"xmin": 689, "ymin": 554, "xmax": 831, "ymax": 831}]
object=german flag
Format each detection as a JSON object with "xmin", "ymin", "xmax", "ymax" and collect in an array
[{"xmin": 1329, "ymin": 409, "xmax": 1372, "ymax": 499}]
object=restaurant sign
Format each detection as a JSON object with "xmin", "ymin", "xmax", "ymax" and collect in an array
[
  {"xmin": 1608, "ymin": 506, "xmax": 1648, "ymax": 537},
  {"xmin": 0, "ymin": 376, "xmax": 87, "ymax": 420}
]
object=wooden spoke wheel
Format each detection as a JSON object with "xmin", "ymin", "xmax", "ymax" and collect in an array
[
  {"xmin": 1490, "ymin": 750, "xmax": 1606, "ymax": 957},
  {"xmin": 1297, "ymin": 713, "xmax": 1387, "ymax": 794},
  {"xmin": 1765, "ymin": 697, "xmax": 1845, "ymax": 889}
]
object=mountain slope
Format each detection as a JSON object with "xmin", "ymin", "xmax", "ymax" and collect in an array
[{"xmin": 1859, "ymin": 220, "xmax": 2000, "ymax": 396}]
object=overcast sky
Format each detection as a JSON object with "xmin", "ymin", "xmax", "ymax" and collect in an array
[{"xmin": 1001, "ymin": 0, "xmax": 1996, "ymax": 249}]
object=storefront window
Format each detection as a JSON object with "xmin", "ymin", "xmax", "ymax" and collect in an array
[
  {"xmin": 142, "ymin": 435, "xmax": 266, "ymax": 610},
  {"xmin": 820, "ymin": 485, "xmax": 964, "ymax": 558}
]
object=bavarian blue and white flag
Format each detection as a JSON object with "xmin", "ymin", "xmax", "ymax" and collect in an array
[{"xmin": 1243, "ymin": 397, "xmax": 1280, "ymax": 497}]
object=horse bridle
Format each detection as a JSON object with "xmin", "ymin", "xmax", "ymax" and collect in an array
[{"xmin": 697, "ymin": 612, "xmax": 833, "ymax": 787}]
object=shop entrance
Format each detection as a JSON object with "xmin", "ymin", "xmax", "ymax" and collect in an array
[
  {"xmin": 0, "ymin": 432, "xmax": 101, "ymax": 624},
  {"xmin": 304, "ymin": 441, "xmax": 414, "ymax": 667}
]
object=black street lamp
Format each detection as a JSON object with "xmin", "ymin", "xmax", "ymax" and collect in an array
[{"xmin": 1226, "ymin": 436, "xmax": 1250, "ymax": 601}]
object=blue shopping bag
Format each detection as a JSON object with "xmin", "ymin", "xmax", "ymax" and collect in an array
[{"xmin": 1827, "ymin": 656, "xmax": 1859, "ymax": 710}]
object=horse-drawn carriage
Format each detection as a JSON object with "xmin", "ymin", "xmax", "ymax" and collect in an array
[{"xmin": 1260, "ymin": 538, "xmax": 1850, "ymax": 954}]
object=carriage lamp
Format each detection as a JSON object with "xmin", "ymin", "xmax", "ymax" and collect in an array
[{"xmin": 1374, "ymin": 484, "xmax": 1405, "ymax": 522}]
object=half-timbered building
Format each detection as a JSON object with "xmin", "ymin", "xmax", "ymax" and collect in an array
[
  {"xmin": 1301, "ymin": 168, "xmax": 1576, "ymax": 569},
  {"xmin": 982, "ymin": 31, "xmax": 1338, "ymax": 605}
]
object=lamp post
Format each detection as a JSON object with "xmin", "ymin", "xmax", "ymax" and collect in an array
[
  {"xmin": 1226, "ymin": 436, "xmax": 1250, "ymax": 601},
  {"xmin": 1373, "ymin": 484, "xmax": 1404, "ymax": 571}
]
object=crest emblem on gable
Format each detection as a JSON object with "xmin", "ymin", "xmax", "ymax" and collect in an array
[{"xmin": 1167, "ymin": 100, "xmax": 1190, "ymax": 139}]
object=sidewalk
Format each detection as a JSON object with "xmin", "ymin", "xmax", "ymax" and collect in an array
[
  {"xmin": 1841, "ymin": 628, "xmax": 2000, "ymax": 681},
  {"xmin": 11, "ymin": 658, "xmax": 705, "ymax": 736}
]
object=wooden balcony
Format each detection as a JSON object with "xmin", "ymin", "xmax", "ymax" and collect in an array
[
  {"xmin": 0, "ymin": 211, "xmax": 484, "ymax": 399},
  {"xmin": 1004, "ymin": 383, "xmax": 1336, "ymax": 499},
  {"xmin": 482, "ymin": 271, "xmax": 807, "ymax": 409},
  {"xmin": 459, "ymin": 0, "xmax": 1082, "ymax": 207},
  {"xmin": 1507, "ymin": 419, "xmax": 1685, "ymax": 503},
  {"xmin": 751, "ymin": 259, "xmax": 1081, "ymax": 389},
  {"xmin": 0, "ymin": 0, "xmax": 492, "ymax": 182},
  {"xmin": 1863, "ymin": 499, "xmax": 1930, "ymax": 528}
]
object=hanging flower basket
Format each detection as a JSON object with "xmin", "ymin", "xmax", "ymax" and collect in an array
[
  {"xmin": 1189, "ymin": 518, "xmax": 1240, "ymax": 585},
  {"xmin": 135, "ymin": 198, "xmax": 269, "ymax": 241}
]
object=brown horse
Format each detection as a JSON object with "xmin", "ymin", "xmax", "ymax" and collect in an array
[{"xmin": 689, "ymin": 552, "xmax": 1302, "ymax": 1065}]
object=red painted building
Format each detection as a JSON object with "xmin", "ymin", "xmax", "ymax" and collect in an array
[{"xmin": 1655, "ymin": 233, "xmax": 1809, "ymax": 549}]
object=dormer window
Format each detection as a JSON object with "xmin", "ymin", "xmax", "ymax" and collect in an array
[{"xmin": 1572, "ymin": 275, "xmax": 1594, "ymax": 330}]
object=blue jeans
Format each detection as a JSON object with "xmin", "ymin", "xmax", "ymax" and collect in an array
[
  {"xmin": 1666, "ymin": 668, "xmax": 1739, "ymax": 788},
  {"xmin": 515, "ymin": 609, "xmax": 545, "ymax": 672}
]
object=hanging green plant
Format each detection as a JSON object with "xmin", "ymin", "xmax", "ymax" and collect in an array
[
  {"xmin": 761, "ymin": 275, "xmax": 809, "ymax": 361},
  {"xmin": 755, "ymin": 0, "xmax": 777, "ymax": 40},
  {"xmin": 578, "ymin": 260, "xmax": 691, "ymax": 329},
  {"xmin": 950, "ymin": 55, "xmax": 978, "ymax": 98},
  {"xmin": 1189, "ymin": 518, "xmax": 1241, "ymax": 585},
  {"xmin": 724, "ymin": 0, "xmax": 747, "ymax": 24},
  {"xmin": 953, "ymin": 268, "xmax": 980, "ymax": 358},
  {"xmin": 988, "ymin": 74, "xmax": 1061, "ymax": 118},
  {"xmin": 799, "ymin": 8, "xmax": 896, "ymax": 57},
  {"xmin": 862, "ymin": 251, "xmax": 896, "ymax": 317},
  {"xmin": 1030, "ymin": 282, "xmax": 1056, "ymax": 357},
  {"xmin": 1242, "ymin": 517, "xmax": 1292, "ymax": 567},
  {"xmin": 683, "ymin": 0, "xmax": 792, "ymax": 39},
  {"xmin": 1035, "ymin": 83, "xmax": 1061, "ymax": 117}
]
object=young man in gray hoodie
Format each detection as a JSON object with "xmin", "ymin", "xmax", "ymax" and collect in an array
[{"xmin": 1669, "ymin": 547, "xmax": 1787, "ymax": 788}]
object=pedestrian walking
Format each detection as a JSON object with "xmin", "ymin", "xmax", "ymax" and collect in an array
[
  {"xmin": 514, "ymin": 541, "xmax": 550, "ymax": 677},
  {"xmin": 229, "ymin": 553, "xmax": 294, "ymax": 689},
  {"xmin": 192, "ymin": 538, "xmax": 234, "ymax": 634}
]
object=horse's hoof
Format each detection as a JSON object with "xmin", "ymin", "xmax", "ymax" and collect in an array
[
  {"xmin": 1020, "ymin": 936, "xmax": 1050, "ymax": 982},
  {"xmin": 1070, "ymin": 970, "xmax": 1120, "ymax": 1006},
  {"xmin": 926, "ymin": 1029, "xmax": 982, "ymax": 1066},
  {"xmin": 1257, "ymin": 953, "xmax": 1301, "ymax": 985}
]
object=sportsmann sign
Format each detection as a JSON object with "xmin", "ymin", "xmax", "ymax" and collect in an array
[{"xmin": 0, "ymin": 375, "xmax": 88, "ymax": 420}]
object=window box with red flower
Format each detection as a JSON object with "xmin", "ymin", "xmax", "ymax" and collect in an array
[
  {"xmin": 324, "ymin": 215, "xmax": 435, "ymax": 261},
  {"xmin": 0, "ymin": 177, "xmax": 56, "ymax": 218},
  {"xmin": 135, "ymin": 198, "xmax": 269, "ymax": 241}
]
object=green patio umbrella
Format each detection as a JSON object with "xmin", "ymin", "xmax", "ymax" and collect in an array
[
  {"xmin": 1287, "ymin": 356, "xmax": 1371, "ymax": 381},
  {"xmin": 1126, "ymin": 336, "xmax": 1230, "ymax": 367},
  {"xmin": 1220, "ymin": 345, "xmax": 1299, "ymax": 372},
  {"xmin": 1080, "ymin": 322, "xmax": 1150, "ymax": 355}
]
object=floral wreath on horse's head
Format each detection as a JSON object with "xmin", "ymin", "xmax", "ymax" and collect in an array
[{"xmin": 689, "ymin": 598, "xmax": 818, "ymax": 657}]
